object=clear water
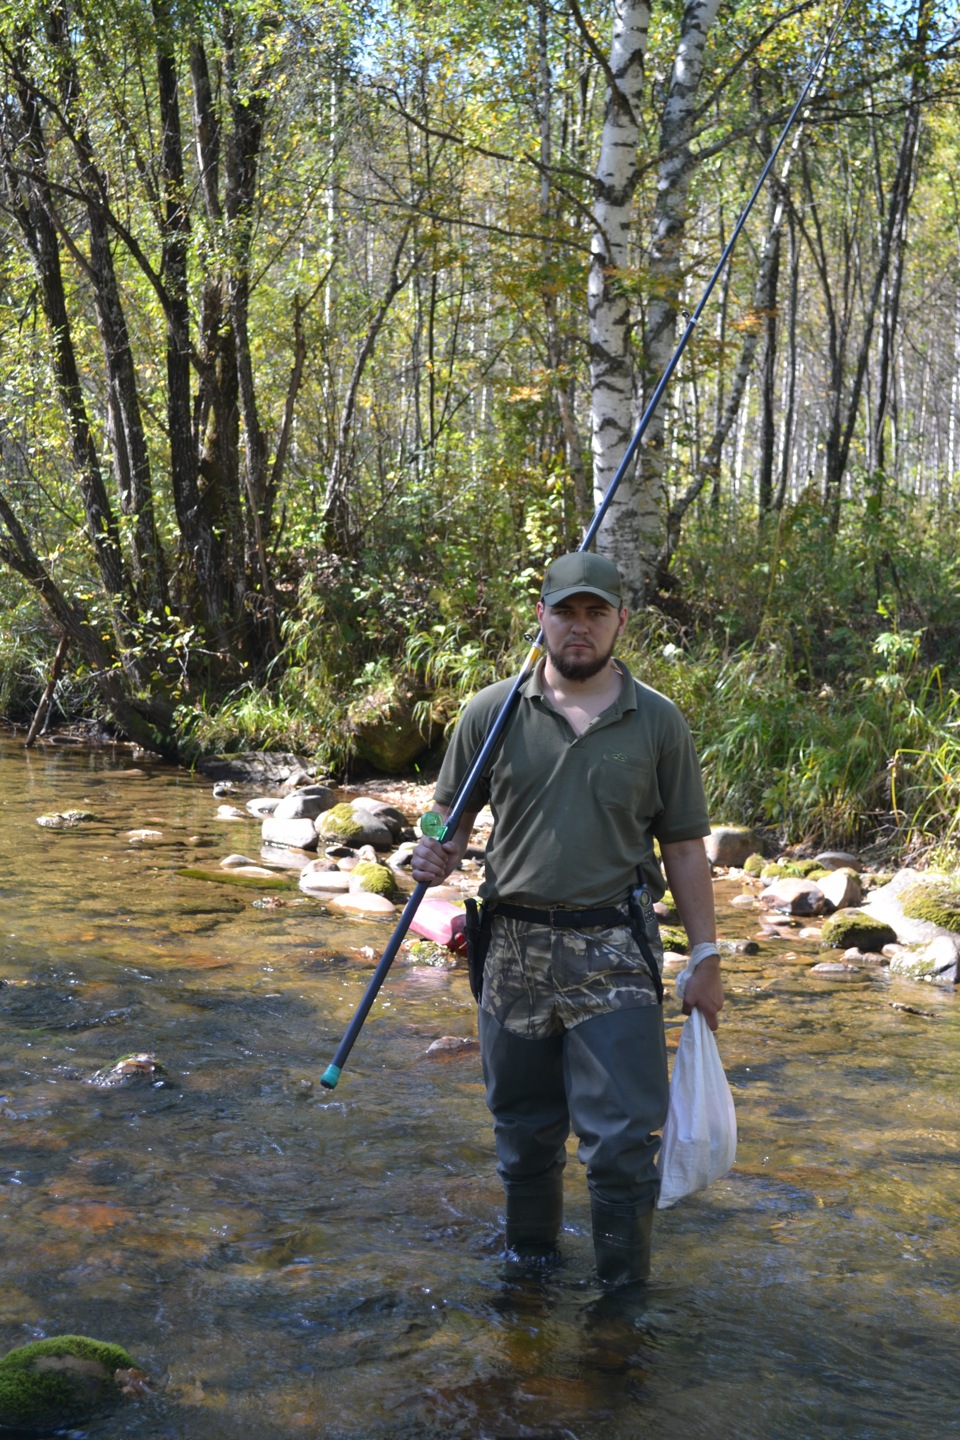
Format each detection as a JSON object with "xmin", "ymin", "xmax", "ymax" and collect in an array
[{"xmin": 0, "ymin": 736, "xmax": 957, "ymax": 1439}]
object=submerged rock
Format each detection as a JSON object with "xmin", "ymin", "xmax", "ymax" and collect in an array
[
  {"xmin": 425, "ymin": 1036, "xmax": 480, "ymax": 1057},
  {"xmin": 90, "ymin": 1053, "xmax": 170, "ymax": 1088},
  {"xmin": 36, "ymin": 810, "xmax": 97, "ymax": 829},
  {"xmin": 0, "ymin": 1334, "xmax": 148, "ymax": 1432},
  {"xmin": 326, "ymin": 892, "xmax": 397, "ymax": 918}
]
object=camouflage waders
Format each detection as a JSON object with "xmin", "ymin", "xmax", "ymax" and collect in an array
[{"xmin": 477, "ymin": 903, "xmax": 668, "ymax": 1281}]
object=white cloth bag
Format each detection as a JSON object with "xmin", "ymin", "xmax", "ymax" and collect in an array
[{"xmin": 657, "ymin": 1008, "xmax": 737, "ymax": 1209}]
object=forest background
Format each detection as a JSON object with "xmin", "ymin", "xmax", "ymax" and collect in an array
[{"xmin": 1, "ymin": 0, "xmax": 959, "ymax": 864}]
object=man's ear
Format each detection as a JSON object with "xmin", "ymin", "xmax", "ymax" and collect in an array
[{"xmin": 617, "ymin": 606, "xmax": 628, "ymax": 635}]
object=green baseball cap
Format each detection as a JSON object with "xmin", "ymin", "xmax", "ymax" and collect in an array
[{"xmin": 540, "ymin": 552, "xmax": 624, "ymax": 608}]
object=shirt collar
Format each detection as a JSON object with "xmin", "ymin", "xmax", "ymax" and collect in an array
[{"xmin": 522, "ymin": 656, "xmax": 638, "ymax": 712}]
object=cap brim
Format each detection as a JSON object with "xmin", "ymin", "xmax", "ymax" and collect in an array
[{"xmin": 541, "ymin": 584, "xmax": 622, "ymax": 607}]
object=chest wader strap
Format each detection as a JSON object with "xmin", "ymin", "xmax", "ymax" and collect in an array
[
  {"xmin": 463, "ymin": 897, "xmax": 494, "ymax": 1003},
  {"xmin": 627, "ymin": 890, "xmax": 665, "ymax": 1007}
]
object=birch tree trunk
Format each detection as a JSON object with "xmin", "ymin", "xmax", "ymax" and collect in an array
[
  {"xmin": 586, "ymin": 0, "xmax": 649, "ymax": 603},
  {"xmin": 624, "ymin": 0, "xmax": 720, "ymax": 596},
  {"xmin": 591, "ymin": 0, "xmax": 720, "ymax": 600}
]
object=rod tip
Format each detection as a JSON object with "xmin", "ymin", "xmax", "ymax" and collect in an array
[{"xmin": 320, "ymin": 1064, "xmax": 341, "ymax": 1090}]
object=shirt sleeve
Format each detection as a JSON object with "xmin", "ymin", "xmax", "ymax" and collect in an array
[
  {"xmin": 433, "ymin": 692, "xmax": 495, "ymax": 814},
  {"xmin": 650, "ymin": 709, "xmax": 711, "ymax": 844}
]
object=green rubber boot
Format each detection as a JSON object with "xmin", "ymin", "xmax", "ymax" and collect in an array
[
  {"xmin": 591, "ymin": 1199, "xmax": 654, "ymax": 1286},
  {"xmin": 504, "ymin": 1181, "xmax": 564, "ymax": 1262}
]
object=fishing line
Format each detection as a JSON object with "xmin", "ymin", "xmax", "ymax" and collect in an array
[{"xmin": 320, "ymin": 0, "xmax": 853, "ymax": 1091}]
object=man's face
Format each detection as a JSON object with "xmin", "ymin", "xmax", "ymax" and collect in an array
[{"xmin": 536, "ymin": 592, "xmax": 627, "ymax": 681}]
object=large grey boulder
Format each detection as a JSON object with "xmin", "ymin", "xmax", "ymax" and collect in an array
[
  {"xmin": 349, "ymin": 796, "xmax": 408, "ymax": 840},
  {"xmin": 314, "ymin": 804, "xmax": 394, "ymax": 850},
  {"xmin": 704, "ymin": 826, "xmax": 757, "ymax": 868},
  {"xmin": 817, "ymin": 869, "xmax": 862, "ymax": 911},
  {"xmin": 198, "ymin": 751, "xmax": 313, "ymax": 786},
  {"xmin": 863, "ymin": 869, "xmax": 960, "ymax": 984},
  {"xmin": 260, "ymin": 815, "xmax": 319, "ymax": 851},
  {"xmin": 759, "ymin": 877, "xmax": 831, "ymax": 916},
  {"xmin": 888, "ymin": 935, "xmax": 960, "ymax": 984},
  {"xmin": 273, "ymin": 788, "xmax": 336, "ymax": 821}
]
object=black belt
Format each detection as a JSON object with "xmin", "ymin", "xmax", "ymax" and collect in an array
[{"xmin": 495, "ymin": 902, "xmax": 628, "ymax": 930}]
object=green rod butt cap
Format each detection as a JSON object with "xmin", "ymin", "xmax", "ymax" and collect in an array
[
  {"xmin": 419, "ymin": 811, "xmax": 447, "ymax": 840},
  {"xmin": 320, "ymin": 1065, "xmax": 341, "ymax": 1090}
]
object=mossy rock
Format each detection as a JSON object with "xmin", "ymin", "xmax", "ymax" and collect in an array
[
  {"xmin": 0, "ymin": 1335, "xmax": 139, "ymax": 1432},
  {"xmin": 659, "ymin": 925, "xmax": 687, "ymax": 953},
  {"xmin": 820, "ymin": 909, "xmax": 897, "ymax": 952},
  {"xmin": 743, "ymin": 853, "xmax": 766, "ymax": 877},
  {"xmin": 315, "ymin": 803, "xmax": 364, "ymax": 844},
  {"xmin": 760, "ymin": 862, "xmax": 805, "ymax": 880},
  {"xmin": 351, "ymin": 860, "xmax": 395, "ymax": 897},
  {"xmin": 900, "ymin": 880, "xmax": 960, "ymax": 934},
  {"xmin": 406, "ymin": 938, "xmax": 456, "ymax": 967},
  {"xmin": 794, "ymin": 859, "xmax": 825, "ymax": 878}
]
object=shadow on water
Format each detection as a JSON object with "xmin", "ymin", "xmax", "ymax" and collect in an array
[{"xmin": 0, "ymin": 737, "xmax": 958, "ymax": 1438}]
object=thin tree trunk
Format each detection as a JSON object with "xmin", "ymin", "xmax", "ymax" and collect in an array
[{"xmin": 24, "ymin": 632, "xmax": 69, "ymax": 747}]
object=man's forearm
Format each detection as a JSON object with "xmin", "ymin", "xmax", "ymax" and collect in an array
[
  {"xmin": 660, "ymin": 837, "xmax": 717, "ymax": 949},
  {"xmin": 661, "ymin": 836, "xmax": 724, "ymax": 1029}
]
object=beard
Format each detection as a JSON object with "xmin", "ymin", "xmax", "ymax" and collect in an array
[{"xmin": 546, "ymin": 635, "xmax": 617, "ymax": 681}]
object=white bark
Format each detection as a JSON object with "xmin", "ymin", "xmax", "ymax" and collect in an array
[
  {"xmin": 587, "ymin": 0, "xmax": 649, "ymax": 601},
  {"xmin": 591, "ymin": 0, "xmax": 720, "ymax": 601}
]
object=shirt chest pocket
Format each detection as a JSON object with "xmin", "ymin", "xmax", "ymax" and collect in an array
[{"xmin": 596, "ymin": 753, "xmax": 659, "ymax": 816}]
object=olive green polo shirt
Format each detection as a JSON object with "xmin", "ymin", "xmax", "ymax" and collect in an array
[{"xmin": 434, "ymin": 659, "xmax": 710, "ymax": 908}]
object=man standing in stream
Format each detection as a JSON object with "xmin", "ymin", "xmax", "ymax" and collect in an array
[{"xmin": 411, "ymin": 552, "xmax": 723, "ymax": 1286}]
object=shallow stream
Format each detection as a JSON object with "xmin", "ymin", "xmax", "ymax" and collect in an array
[{"xmin": 0, "ymin": 735, "xmax": 957, "ymax": 1439}]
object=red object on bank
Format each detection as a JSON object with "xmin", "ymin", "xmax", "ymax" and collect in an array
[{"xmin": 408, "ymin": 895, "xmax": 467, "ymax": 953}]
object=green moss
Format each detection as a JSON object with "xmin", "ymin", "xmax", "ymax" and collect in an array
[
  {"xmin": 315, "ymin": 803, "xmax": 363, "ymax": 843},
  {"xmin": 659, "ymin": 925, "xmax": 687, "ymax": 953},
  {"xmin": 820, "ymin": 910, "xmax": 897, "ymax": 951},
  {"xmin": 793, "ymin": 859, "xmax": 823, "ymax": 877},
  {"xmin": 743, "ymin": 853, "xmax": 766, "ymax": 877},
  {"xmin": 406, "ymin": 939, "xmax": 455, "ymax": 967},
  {"xmin": 900, "ymin": 880, "xmax": 960, "ymax": 934},
  {"xmin": 351, "ymin": 861, "xmax": 395, "ymax": 897},
  {"xmin": 0, "ymin": 1335, "xmax": 136, "ymax": 1431},
  {"xmin": 760, "ymin": 861, "xmax": 805, "ymax": 880}
]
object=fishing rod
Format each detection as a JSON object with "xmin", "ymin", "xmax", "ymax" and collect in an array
[{"xmin": 319, "ymin": 0, "xmax": 851, "ymax": 1092}]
